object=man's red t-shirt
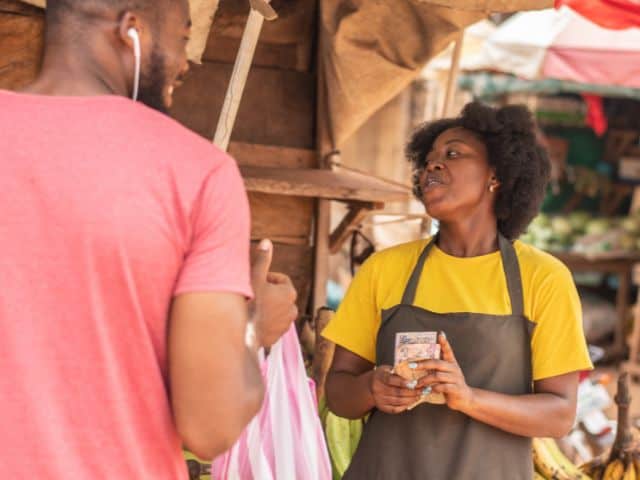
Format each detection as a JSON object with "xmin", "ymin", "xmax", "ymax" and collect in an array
[{"xmin": 0, "ymin": 91, "xmax": 252, "ymax": 478}]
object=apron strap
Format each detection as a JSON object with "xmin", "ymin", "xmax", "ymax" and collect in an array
[
  {"xmin": 498, "ymin": 235, "xmax": 525, "ymax": 317},
  {"xmin": 400, "ymin": 234, "xmax": 525, "ymax": 317},
  {"xmin": 401, "ymin": 236, "xmax": 438, "ymax": 305}
]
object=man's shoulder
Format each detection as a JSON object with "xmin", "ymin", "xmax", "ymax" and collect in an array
[{"xmin": 126, "ymin": 101, "xmax": 233, "ymax": 169}]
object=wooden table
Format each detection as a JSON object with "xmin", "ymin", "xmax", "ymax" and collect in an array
[{"xmin": 551, "ymin": 252, "xmax": 640, "ymax": 361}]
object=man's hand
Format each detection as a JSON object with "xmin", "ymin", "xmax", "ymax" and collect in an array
[{"xmin": 249, "ymin": 239, "xmax": 298, "ymax": 348}]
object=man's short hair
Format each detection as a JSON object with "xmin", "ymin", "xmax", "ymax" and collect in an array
[{"xmin": 46, "ymin": 0, "xmax": 157, "ymax": 27}]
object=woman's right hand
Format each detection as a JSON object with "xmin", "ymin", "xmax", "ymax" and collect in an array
[{"xmin": 369, "ymin": 366, "xmax": 422, "ymax": 414}]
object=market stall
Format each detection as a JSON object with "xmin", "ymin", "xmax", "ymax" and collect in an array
[{"xmin": 458, "ymin": 6, "xmax": 640, "ymax": 362}]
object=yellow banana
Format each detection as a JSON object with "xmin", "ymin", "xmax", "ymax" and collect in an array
[
  {"xmin": 533, "ymin": 471, "xmax": 547, "ymax": 480},
  {"xmin": 622, "ymin": 461, "xmax": 636, "ymax": 480},
  {"xmin": 533, "ymin": 438, "xmax": 573, "ymax": 480},
  {"xmin": 540, "ymin": 437, "xmax": 592, "ymax": 480},
  {"xmin": 633, "ymin": 456, "xmax": 640, "ymax": 480},
  {"xmin": 582, "ymin": 462, "xmax": 605, "ymax": 480},
  {"xmin": 604, "ymin": 459, "xmax": 625, "ymax": 480}
]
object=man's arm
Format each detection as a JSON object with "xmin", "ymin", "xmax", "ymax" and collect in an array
[{"xmin": 168, "ymin": 292, "xmax": 264, "ymax": 460}]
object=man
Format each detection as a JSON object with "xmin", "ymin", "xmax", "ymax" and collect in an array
[{"xmin": 0, "ymin": 0, "xmax": 297, "ymax": 478}]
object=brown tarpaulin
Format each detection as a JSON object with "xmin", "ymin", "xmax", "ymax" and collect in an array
[
  {"xmin": 319, "ymin": 0, "xmax": 551, "ymax": 150},
  {"xmin": 20, "ymin": 0, "xmax": 551, "ymax": 149},
  {"xmin": 17, "ymin": 0, "xmax": 220, "ymax": 62}
]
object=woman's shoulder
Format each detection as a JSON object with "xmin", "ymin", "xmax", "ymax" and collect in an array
[{"xmin": 513, "ymin": 240, "xmax": 574, "ymax": 286}]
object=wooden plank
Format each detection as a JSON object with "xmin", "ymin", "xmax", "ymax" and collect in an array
[
  {"xmin": 251, "ymin": 241, "xmax": 313, "ymax": 314},
  {"xmin": 0, "ymin": 0, "xmax": 42, "ymax": 13},
  {"xmin": 209, "ymin": 0, "xmax": 315, "ymax": 46},
  {"xmin": 229, "ymin": 142, "xmax": 315, "ymax": 169},
  {"xmin": 240, "ymin": 166, "xmax": 411, "ymax": 203},
  {"xmin": 171, "ymin": 62, "xmax": 315, "ymax": 149},
  {"xmin": 249, "ymin": 192, "xmax": 313, "ymax": 243},
  {"xmin": 0, "ymin": 4, "xmax": 44, "ymax": 90},
  {"xmin": 202, "ymin": 35, "xmax": 302, "ymax": 71}
]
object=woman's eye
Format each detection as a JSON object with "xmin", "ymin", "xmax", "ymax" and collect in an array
[{"xmin": 446, "ymin": 149, "xmax": 459, "ymax": 158}]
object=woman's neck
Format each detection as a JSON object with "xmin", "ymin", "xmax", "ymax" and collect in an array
[{"xmin": 436, "ymin": 216, "xmax": 499, "ymax": 258}]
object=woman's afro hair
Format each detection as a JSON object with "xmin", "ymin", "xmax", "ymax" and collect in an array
[{"xmin": 406, "ymin": 101, "xmax": 551, "ymax": 240}]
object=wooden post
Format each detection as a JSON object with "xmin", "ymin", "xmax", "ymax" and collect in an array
[
  {"xmin": 313, "ymin": 199, "xmax": 331, "ymax": 312},
  {"xmin": 313, "ymin": 12, "xmax": 333, "ymax": 314},
  {"xmin": 631, "ymin": 186, "xmax": 640, "ymax": 213},
  {"xmin": 213, "ymin": 0, "xmax": 277, "ymax": 151},
  {"xmin": 609, "ymin": 372, "xmax": 633, "ymax": 461},
  {"xmin": 623, "ymin": 264, "xmax": 640, "ymax": 375},
  {"xmin": 615, "ymin": 269, "xmax": 632, "ymax": 357},
  {"xmin": 312, "ymin": 308, "xmax": 336, "ymax": 402},
  {"xmin": 441, "ymin": 31, "xmax": 465, "ymax": 118}
]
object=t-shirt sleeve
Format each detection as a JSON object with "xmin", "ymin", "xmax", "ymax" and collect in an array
[
  {"xmin": 173, "ymin": 158, "xmax": 253, "ymax": 298},
  {"xmin": 322, "ymin": 256, "xmax": 380, "ymax": 364},
  {"xmin": 530, "ymin": 263, "xmax": 593, "ymax": 381}
]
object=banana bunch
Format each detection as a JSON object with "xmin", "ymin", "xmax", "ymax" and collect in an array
[
  {"xmin": 533, "ymin": 437, "xmax": 592, "ymax": 479},
  {"xmin": 580, "ymin": 452, "xmax": 639, "ymax": 480},
  {"xmin": 578, "ymin": 372, "xmax": 638, "ymax": 480}
]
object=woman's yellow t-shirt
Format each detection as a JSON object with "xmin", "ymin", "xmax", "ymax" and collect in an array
[{"xmin": 323, "ymin": 238, "xmax": 593, "ymax": 381}]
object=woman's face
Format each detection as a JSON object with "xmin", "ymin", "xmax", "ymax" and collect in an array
[{"xmin": 419, "ymin": 127, "xmax": 496, "ymax": 222}]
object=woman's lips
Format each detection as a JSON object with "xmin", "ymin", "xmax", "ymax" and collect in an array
[{"xmin": 424, "ymin": 177, "xmax": 445, "ymax": 190}]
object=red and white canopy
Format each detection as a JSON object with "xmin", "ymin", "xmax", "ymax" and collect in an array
[{"xmin": 466, "ymin": 6, "xmax": 640, "ymax": 89}]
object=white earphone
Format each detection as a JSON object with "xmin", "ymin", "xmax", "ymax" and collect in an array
[{"xmin": 127, "ymin": 28, "xmax": 141, "ymax": 101}]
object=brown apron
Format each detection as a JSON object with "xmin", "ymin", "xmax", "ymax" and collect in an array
[{"xmin": 343, "ymin": 235, "xmax": 536, "ymax": 480}]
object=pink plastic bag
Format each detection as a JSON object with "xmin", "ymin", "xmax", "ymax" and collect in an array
[{"xmin": 211, "ymin": 324, "xmax": 332, "ymax": 480}]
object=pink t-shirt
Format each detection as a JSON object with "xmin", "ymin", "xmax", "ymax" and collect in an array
[{"xmin": 0, "ymin": 90, "xmax": 252, "ymax": 478}]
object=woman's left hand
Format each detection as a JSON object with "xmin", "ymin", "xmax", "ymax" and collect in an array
[{"xmin": 415, "ymin": 332, "xmax": 475, "ymax": 412}]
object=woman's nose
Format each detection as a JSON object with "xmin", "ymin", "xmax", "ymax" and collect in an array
[{"xmin": 425, "ymin": 159, "xmax": 443, "ymax": 172}]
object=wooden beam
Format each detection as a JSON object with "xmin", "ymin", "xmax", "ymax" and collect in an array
[
  {"xmin": 329, "ymin": 202, "xmax": 378, "ymax": 254},
  {"xmin": 240, "ymin": 166, "xmax": 411, "ymax": 203},
  {"xmin": 442, "ymin": 31, "xmax": 464, "ymax": 117},
  {"xmin": 213, "ymin": 0, "xmax": 276, "ymax": 151}
]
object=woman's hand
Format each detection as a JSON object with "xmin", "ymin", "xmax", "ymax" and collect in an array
[
  {"xmin": 416, "ymin": 332, "xmax": 474, "ymax": 412},
  {"xmin": 370, "ymin": 366, "xmax": 422, "ymax": 414}
]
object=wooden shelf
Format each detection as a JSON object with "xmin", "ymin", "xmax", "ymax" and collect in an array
[
  {"xmin": 550, "ymin": 251, "xmax": 640, "ymax": 362},
  {"xmin": 240, "ymin": 166, "xmax": 411, "ymax": 203},
  {"xmin": 551, "ymin": 251, "xmax": 640, "ymax": 269}
]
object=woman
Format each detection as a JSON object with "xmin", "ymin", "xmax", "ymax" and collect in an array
[{"xmin": 322, "ymin": 102, "xmax": 592, "ymax": 479}]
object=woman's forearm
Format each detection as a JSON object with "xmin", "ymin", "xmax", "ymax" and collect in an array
[
  {"xmin": 325, "ymin": 370, "xmax": 376, "ymax": 419},
  {"xmin": 460, "ymin": 388, "xmax": 576, "ymax": 438}
]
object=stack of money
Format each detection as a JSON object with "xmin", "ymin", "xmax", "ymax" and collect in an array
[{"xmin": 392, "ymin": 332, "xmax": 446, "ymax": 408}]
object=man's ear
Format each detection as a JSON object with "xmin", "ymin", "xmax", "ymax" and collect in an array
[{"xmin": 118, "ymin": 11, "xmax": 142, "ymax": 50}]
